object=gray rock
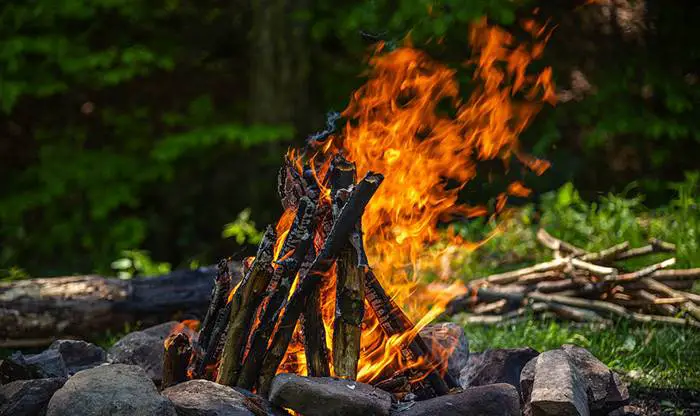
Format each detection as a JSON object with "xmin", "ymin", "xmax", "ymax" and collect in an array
[
  {"xmin": 561, "ymin": 344, "xmax": 629, "ymax": 413},
  {"xmin": 231, "ymin": 387, "xmax": 291, "ymax": 416},
  {"xmin": 0, "ymin": 377, "xmax": 66, "ymax": 416},
  {"xmin": 519, "ymin": 356, "xmax": 537, "ymax": 404},
  {"xmin": 419, "ymin": 323, "xmax": 469, "ymax": 381},
  {"xmin": 142, "ymin": 321, "xmax": 180, "ymax": 340},
  {"xmin": 527, "ymin": 350, "xmax": 590, "ymax": 416},
  {"xmin": 108, "ymin": 330, "xmax": 167, "ymax": 383},
  {"xmin": 0, "ymin": 356, "xmax": 40, "ymax": 384},
  {"xmin": 459, "ymin": 347, "xmax": 539, "ymax": 394},
  {"xmin": 162, "ymin": 380, "xmax": 256, "ymax": 416},
  {"xmin": 46, "ymin": 364, "xmax": 176, "ymax": 416},
  {"xmin": 269, "ymin": 374, "xmax": 392, "ymax": 416},
  {"xmin": 48, "ymin": 340, "xmax": 106, "ymax": 375},
  {"xmin": 391, "ymin": 383, "xmax": 520, "ymax": 416},
  {"xmin": 3, "ymin": 350, "xmax": 69, "ymax": 381}
]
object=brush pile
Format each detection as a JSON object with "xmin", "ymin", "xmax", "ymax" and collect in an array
[{"xmin": 446, "ymin": 229, "xmax": 700, "ymax": 329}]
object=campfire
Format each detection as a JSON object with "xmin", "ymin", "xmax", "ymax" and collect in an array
[{"xmin": 164, "ymin": 16, "xmax": 556, "ymax": 401}]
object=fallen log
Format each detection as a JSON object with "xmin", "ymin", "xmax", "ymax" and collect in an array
[{"xmin": 0, "ymin": 265, "xmax": 241, "ymax": 345}]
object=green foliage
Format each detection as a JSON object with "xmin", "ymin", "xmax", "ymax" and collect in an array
[
  {"xmin": 110, "ymin": 249, "xmax": 172, "ymax": 279},
  {"xmin": 222, "ymin": 209, "xmax": 263, "ymax": 245},
  {"xmin": 452, "ymin": 173, "xmax": 700, "ymax": 278},
  {"xmin": 459, "ymin": 316, "xmax": 700, "ymax": 389}
]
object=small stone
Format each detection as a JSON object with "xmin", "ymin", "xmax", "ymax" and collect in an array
[
  {"xmin": 269, "ymin": 374, "xmax": 392, "ymax": 416},
  {"xmin": 108, "ymin": 330, "xmax": 167, "ymax": 383},
  {"xmin": 0, "ymin": 377, "xmax": 66, "ymax": 416},
  {"xmin": 49, "ymin": 340, "xmax": 106, "ymax": 375},
  {"xmin": 419, "ymin": 322, "xmax": 469, "ymax": 382},
  {"xmin": 519, "ymin": 356, "xmax": 536, "ymax": 404},
  {"xmin": 46, "ymin": 364, "xmax": 176, "ymax": 416},
  {"xmin": 527, "ymin": 350, "xmax": 590, "ymax": 416},
  {"xmin": 0, "ymin": 357, "xmax": 40, "ymax": 384},
  {"xmin": 390, "ymin": 383, "xmax": 520, "ymax": 416},
  {"xmin": 459, "ymin": 347, "xmax": 539, "ymax": 394},
  {"xmin": 561, "ymin": 344, "xmax": 629, "ymax": 413}
]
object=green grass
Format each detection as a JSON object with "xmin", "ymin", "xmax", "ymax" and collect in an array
[{"xmin": 455, "ymin": 315, "xmax": 700, "ymax": 389}]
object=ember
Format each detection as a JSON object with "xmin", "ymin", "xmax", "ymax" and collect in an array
[{"xmin": 165, "ymin": 15, "xmax": 556, "ymax": 400}]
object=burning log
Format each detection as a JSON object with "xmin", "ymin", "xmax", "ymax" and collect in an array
[
  {"xmin": 300, "ymin": 282, "xmax": 331, "ymax": 377},
  {"xmin": 329, "ymin": 156, "xmax": 365, "ymax": 380},
  {"xmin": 215, "ymin": 227, "xmax": 276, "ymax": 386},
  {"xmin": 256, "ymin": 172, "xmax": 384, "ymax": 396},
  {"xmin": 236, "ymin": 197, "xmax": 317, "ymax": 390},
  {"xmin": 196, "ymin": 260, "xmax": 232, "ymax": 356},
  {"xmin": 162, "ymin": 333, "xmax": 193, "ymax": 388}
]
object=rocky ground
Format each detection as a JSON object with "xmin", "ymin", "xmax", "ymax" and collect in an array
[{"xmin": 0, "ymin": 321, "xmax": 693, "ymax": 415}]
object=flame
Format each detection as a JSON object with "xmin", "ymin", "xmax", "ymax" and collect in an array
[
  {"xmin": 295, "ymin": 16, "xmax": 553, "ymax": 384},
  {"xmin": 173, "ymin": 15, "xmax": 555, "ymax": 388}
]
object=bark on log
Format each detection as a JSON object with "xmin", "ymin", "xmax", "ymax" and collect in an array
[
  {"xmin": 163, "ymin": 333, "xmax": 193, "ymax": 388},
  {"xmin": 0, "ymin": 265, "xmax": 242, "ymax": 345}
]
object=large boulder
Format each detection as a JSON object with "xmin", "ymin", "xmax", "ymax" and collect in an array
[
  {"xmin": 0, "ymin": 377, "xmax": 66, "ymax": 416},
  {"xmin": 48, "ymin": 340, "xmax": 106, "ymax": 375},
  {"xmin": 522, "ymin": 350, "xmax": 590, "ymax": 416},
  {"xmin": 269, "ymin": 374, "xmax": 392, "ymax": 416},
  {"xmin": 46, "ymin": 364, "xmax": 176, "ymax": 416},
  {"xmin": 107, "ymin": 322, "xmax": 178, "ymax": 383},
  {"xmin": 419, "ymin": 322, "xmax": 469, "ymax": 382},
  {"xmin": 560, "ymin": 345, "xmax": 629, "ymax": 413},
  {"xmin": 459, "ymin": 347, "xmax": 539, "ymax": 394},
  {"xmin": 162, "ymin": 379, "xmax": 287, "ymax": 416},
  {"xmin": 390, "ymin": 383, "xmax": 520, "ymax": 416}
]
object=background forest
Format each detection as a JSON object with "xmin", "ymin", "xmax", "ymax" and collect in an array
[{"xmin": 1, "ymin": 0, "xmax": 699, "ymax": 280}]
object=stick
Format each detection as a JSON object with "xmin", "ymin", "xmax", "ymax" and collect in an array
[
  {"xmin": 546, "ymin": 303, "xmax": 609, "ymax": 323},
  {"xmin": 639, "ymin": 278, "xmax": 700, "ymax": 321},
  {"xmin": 615, "ymin": 239, "xmax": 676, "ymax": 261},
  {"xmin": 300, "ymin": 247, "xmax": 331, "ymax": 377},
  {"xmin": 651, "ymin": 268, "xmax": 700, "ymax": 281},
  {"xmin": 518, "ymin": 271, "xmax": 566, "ymax": 284},
  {"xmin": 162, "ymin": 333, "xmax": 192, "ymax": 388},
  {"xmin": 535, "ymin": 279, "xmax": 584, "ymax": 294},
  {"xmin": 536, "ymin": 229, "xmax": 586, "ymax": 256},
  {"xmin": 579, "ymin": 242, "xmax": 630, "ymax": 263},
  {"xmin": 216, "ymin": 227, "xmax": 276, "ymax": 386},
  {"xmin": 256, "ymin": 172, "xmax": 384, "ymax": 396},
  {"xmin": 570, "ymin": 258, "xmax": 617, "ymax": 278},
  {"xmin": 486, "ymin": 258, "xmax": 567, "ymax": 285},
  {"xmin": 196, "ymin": 301, "xmax": 232, "ymax": 379},
  {"xmin": 614, "ymin": 258, "xmax": 677, "ymax": 282}
]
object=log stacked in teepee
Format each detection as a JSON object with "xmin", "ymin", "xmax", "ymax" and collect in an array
[{"xmin": 164, "ymin": 155, "xmax": 458, "ymax": 399}]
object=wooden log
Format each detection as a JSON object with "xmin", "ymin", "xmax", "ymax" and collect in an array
[
  {"xmin": 623, "ymin": 279, "xmax": 694, "ymax": 291},
  {"xmin": 486, "ymin": 258, "xmax": 568, "ymax": 285},
  {"xmin": 216, "ymin": 227, "xmax": 276, "ymax": 386},
  {"xmin": 0, "ymin": 265, "xmax": 242, "ymax": 344},
  {"xmin": 162, "ymin": 333, "xmax": 193, "ymax": 388},
  {"xmin": 300, "ymin": 246, "xmax": 331, "ymax": 377},
  {"xmin": 651, "ymin": 268, "xmax": 700, "ymax": 281},
  {"xmin": 256, "ymin": 172, "xmax": 383, "ymax": 396},
  {"xmin": 570, "ymin": 258, "xmax": 617, "ymax": 278},
  {"xmin": 518, "ymin": 271, "xmax": 566, "ymax": 284},
  {"xmin": 579, "ymin": 242, "xmax": 630, "ymax": 263},
  {"xmin": 615, "ymin": 239, "xmax": 676, "ymax": 261},
  {"xmin": 196, "ymin": 259, "xmax": 232, "ymax": 352},
  {"xmin": 534, "ymin": 279, "xmax": 584, "ymax": 294},
  {"xmin": 613, "ymin": 258, "xmax": 676, "ymax": 282},
  {"xmin": 546, "ymin": 303, "xmax": 609, "ymax": 323},
  {"xmin": 195, "ymin": 300, "xmax": 232, "ymax": 379},
  {"xmin": 536, "ymin": 229, "xmax": 586, "ymax": 256},
  {"xmin": 236, "ymin": 199, "xmax": 316, "ymax": 389},
  {"xmin": 639, "ymin": 278, "xmax": 700, "ymax": 321},
  {"xmin": 329, "ymin": 155, "xmax": 365, "ymax": 380}
]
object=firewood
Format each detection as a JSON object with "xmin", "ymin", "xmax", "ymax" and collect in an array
[
  {"xmin": 472, "ymin": 300, "xmax": 507, "ymax": 314},
  {"xmin": 216, "ymin": 227, "xmax": 276, "ymax": 386},
  {"xmin": 364, "ymin": 270, "xmax": 456, "ymax": 396},
  {"xmin": 570, "ymin": 258, "xmax": 617, "ymax": 278},
  {"xmin": 374, "ymin": 375, "xmax": 410, "ymax": 393},
  {"xmin": 651, "ymin": 268, "xmax": 700, "ymax": 281},
  {"xmin": 614, "ymin": 239, "xmax": 676, "ymax": 261},
  {"xmin": 623, "ymin": 279, "xmax": 694, "ymax": 291},
  {"xmin": 518, "ymin": 271, "xmax": 566, "ymax": 284},
  {"xmin": 486, "ymin": 258, "xmax": 568, "ymax": 285},
  {"xmin": 579, "ymin": 242, "xmax": 630, "ymax": 263},
  {"xmin": 162, "ymin": 333, "xmax": 192, "ymax": 388},
  {"xmin": 256, "ymin": 172, "xmax": 384, "ymax": 396},
  {"xmin": 535, "ymin": 278, "xmax": 584, "ymax": 294},
  {"xmin": 278, "ymin": 156, "xmax": 307, "ymax": 210},
  {"xmin": 197, "ymin": 260, "xmax": 232, "ymax": 353},
  {"xmin": 328, "ymin": 155, "xmax": 365, "ymax": 380},
  {"xmin": 546, "ymin": 303, "xmax": 609, "ymax": 323},
  {"xmin": 300, "ymin": 246, "xmax": 331, "ymax": 377},
  {"xmin": 614, "ymin": 258, "xmax": 677, "ymax": 282},
  {"xmin": 237, "ymin": 198, "xmax": 317, "ymax": 389},
  {"xmin": 628, "ymin": 312, "xmax": 700, "ymax": 329},
  {"xmin": 638, "ymin": 278, "xmax": 700, "ymax": 321},
  {"xmin": 196, "ymin": 300, "xmax": 232, "ymax": 379},
  {"xmin": 536, "ymin": 228, "xmax": 586, "ymax": 256}
]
